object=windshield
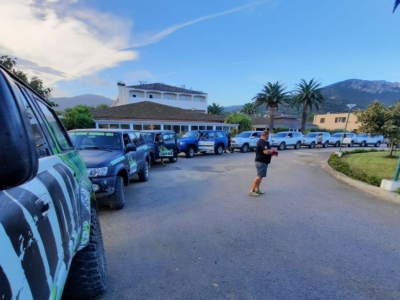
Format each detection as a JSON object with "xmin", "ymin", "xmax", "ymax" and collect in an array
[
  {"xmin": 182, "ymin": 131, "xmax": 199, "ymax": 138},
  {"xmin": 141, "ymin": 132, "xmax": 155, "ymax": 143},
  {"xmin": 305, "ymin": 133, "xmax": 318, "ymax": 138},
  {"xmin": 357, "ymin": 134, "xmax": 368, "ymax": 137},
  {"xmin": 69, "ymin": 131, "xmax": 122, "ymax": 150},
  {"xmin": 236, "ymin": 132, "xmax": 252, "ymax": 138},
  {"xmin": 331, "ymin": 133, "xmax": 343, "ymax": 137},
  {"xmin": 274, "ymin": 132, "xmax": 288, "ymax": 138}
]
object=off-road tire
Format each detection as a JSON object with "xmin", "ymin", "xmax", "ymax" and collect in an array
[
  {"xmin": 360, "ymin": 141, "xmax": 366, "ymax": 147},
  {"xmin": 138, "ymin": 160, "xmax": 150, "ymax": 182},
  {"xmin": 349, "ymin": 141, "xmax": 354, "ymax": 148},
  {"xmin": 335, "ymin": 141, "xmax": 340, "ymax": 147},
  {"xmin": 169, "ymin": 156, "xmax": 178, "ymax": 163},
  {"xmin": 186, "ymin": 146, "xmax": 195, "ymax": 158},
  {"xmin": 294, "ymin": 142, "xmax": 301, "ymax": 150},
  {"xmin": 279, "ymin": 143, "xmax": 286, "ymax": 150},
  {"xmin": 63, "ymin": 207, "xmax": 107, "ymax": 299},
  {"xmin": 375, "ymin": 141, "xmax": 381, "ymax": 147},
  {"xmin": 310, "ymin": 142, "xmax": 315, "ymax": 149},
  {"xmin": 241, "ymin": 144, "xmax": 249, "ymax": 153},
  {"xmin": 215, "ymin": 144, "xmax": 223, "ymax": 155},
  {"xmin": 108, "ymin": 176, "xmax": 125, "ymax": 209},
  {"xmin": 323, "ymin": 141, "xmax": 328, "ymax": 148}
]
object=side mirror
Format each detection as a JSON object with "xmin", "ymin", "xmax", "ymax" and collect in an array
[
  {"xmin": 126, "ymin": 143, "xmax": 137, "ymax": 152},
  {"xmin": 0, "ymin": 70, "xmax": 38, "ymax": 190}
]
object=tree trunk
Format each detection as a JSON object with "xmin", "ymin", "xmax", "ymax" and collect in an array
[
  {"xmin": 301, "ymin": 105, "xmax": 307, "ymax": 133},
  {"xmin": 269, "ymin": 106, "xmax": 275, "ymax": 133},
  {"xmin": 388, "ymin": 140, "xmax": 394, "ymax": 157}
]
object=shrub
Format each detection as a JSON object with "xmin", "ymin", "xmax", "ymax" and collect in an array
[
  {"xmin": 328, "ymin": 153, "xmax": 384, "ymax": 187},
  {"xmin": 274, "ymin": 127, "xmax": 289, "ymax": 133}
]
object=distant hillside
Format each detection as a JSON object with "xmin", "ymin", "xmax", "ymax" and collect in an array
[
  {"xmin": 320, "ymin": 79, "xmax": 400, "ymax": 113},
  {"xmin": 51, "ymin": 94, "xmax": 113, "ymax": 110}
]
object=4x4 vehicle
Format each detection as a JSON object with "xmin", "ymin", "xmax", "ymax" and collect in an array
[
  {"xmin": 231, "ymin": 131, "xmax": 262, "ymax": 153},
  {"xmin": 141, "ymin": 130, "xmax": 179, "ymax": 164},
  {"xmin": 329, "ymin": 132, "xmax": 356, "ymax": 147},
  {"xmin": 0, "ymin": 65, "xmax": 106, "ymax": 299},
  {"xmin": 271, "ymin": 131, "xmax": 303, "ymax": 150},
  {"xmin": 69, "ymin": 129, "xmax": 151, "ymax": 210},
  {"xmin": 301, "ymin": 132, "xmax": 330, "ymax": 148},
  {"xmin": 178, "ymin": 130, "xmax": 228, "ymax": 158},
  {"xmin": 354, "ymin": 133, "xmax": 384, "ymax": 147}
]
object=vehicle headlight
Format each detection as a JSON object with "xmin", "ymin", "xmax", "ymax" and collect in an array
[
  {"xmin": 87, "ymin": 167, "xmax": 108, "ymax": 177},
  {"xmin": 180, "ymin": 142, "xmax": 185, "ymax": 145}
]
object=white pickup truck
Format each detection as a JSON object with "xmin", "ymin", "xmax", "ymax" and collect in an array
[{"xmin": 231, "ymin": 131, "xmax": 262, "ymax": 153}]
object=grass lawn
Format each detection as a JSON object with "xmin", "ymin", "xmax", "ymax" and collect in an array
[{"xmin": 342, "ymin": 151, "xmax": 399, "ymax": 180}]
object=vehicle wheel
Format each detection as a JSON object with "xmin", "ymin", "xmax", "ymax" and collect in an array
[
  {"xmin": 169, "ymin": 156, "xmax": 178, "ymax": 163},
  {"xmin": 323, "ymin": 141, "xmax": 328, "ymax": 148},
  {"xmin": 375, "ymin": 141, "xmax": 381, "ymax": 147},
  {"xmin": 63, "ymin": 207, "xmax": 107, "ymax": 299},
  {"xmin": 349, "ymin": 141, "xmax": 354, "ymax": 148},
  {"xmin": 335, "ymin": 141, "xmax": 340, "ymax": 147},
  {"xmin": 360, "ymin": 141, "xmax": 366, "ymax": 147},
  {"xmin": 295, "ymin": 141, "xmax": 301, "ymax": 150},
  {"xmin": 185, "ymin": 146, "xmax": 195, "ymax": 158},
  {"xmin": 215, "ymin": 144, "xmax": 223, "ymax": 155},
  {"xmin": 241, "ymin": 144, "xmax": 249, "ymax": 153},
  {"xmin": 108, "ymin": 176, "xmax": 125, "ymax": 209},
  {"xmin": 310, "ymin": 142, "xmax": 315, "ymax": 149},
  {"xmin": 138, "ymin": 160, "xmax": 150, "ymax": 182},
  {"xmin": 279, "ymin": 143, "xmax": 286, "ymax": 150}
]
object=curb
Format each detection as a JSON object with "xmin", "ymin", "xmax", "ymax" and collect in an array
[{"xmin": 321, "ymin": 158, "xmax": 400, "ymax": 205}]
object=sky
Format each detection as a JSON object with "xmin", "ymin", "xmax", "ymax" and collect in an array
[{"xmin": 0, "ymin": 0, "xmax": 399, "ymax": 107}]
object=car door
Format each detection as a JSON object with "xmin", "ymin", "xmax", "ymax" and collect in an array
[
  {"xmin": 250, "ymin": 132, "xmax": 259, "ymax": 148},
  {"xmin": 125, "ymin": 133, "xmax": 139, "ymax": 175},
  {"xmin": 2, "ymin": 81, "xmax": 81, "ymax": 299}
]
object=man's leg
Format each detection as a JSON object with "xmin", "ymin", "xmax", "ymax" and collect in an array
[
  {"xmin": 255, "ymin": 177, "xmax": 263, "ymax": 191},
  {"xmin": 250, "ymin": 176, "xmax": 261, "ymax": 192}
]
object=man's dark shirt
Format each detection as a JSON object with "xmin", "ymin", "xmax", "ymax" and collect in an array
[{"xmin": 255, "ymin": 139, "xmax": 271, "ymax": 164}]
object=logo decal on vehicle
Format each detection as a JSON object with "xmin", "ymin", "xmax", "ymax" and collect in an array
[
  {"xmin": 158, "ymin": 146, "xmax": 173, "ymax": 157},
  {"xmin": 128, "ymin": 156, "xmax": 137, "ymax": 173}
]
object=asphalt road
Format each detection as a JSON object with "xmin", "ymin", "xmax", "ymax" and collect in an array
[{"xmin": 96, "ymin": 145, "xmax": 400, "ymax": 300}]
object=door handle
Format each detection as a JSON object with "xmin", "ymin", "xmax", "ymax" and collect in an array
[
  {"xmin": 35, "ymin": 197, "xmax": 50, "ymax": 219},
  {"xmin": 41, "ymin": 203, "xmax": 50, "ymax": 218}
]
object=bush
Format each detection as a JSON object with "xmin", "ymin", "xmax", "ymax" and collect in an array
[
  {"xmin": 230, "ymin": 128, "xmax": 238, "ymax": 137},
  {"xmin": 274, "ymin": 127, "xmax": 289, "ymax": 133},
  {"xmin": 328, "ymin": 153, "xmax": 384, "ymax": 187}
]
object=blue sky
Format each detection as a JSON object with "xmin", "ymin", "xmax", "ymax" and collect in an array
[{"xmin": 0, "ymin": 0, "xmax": 399, "ymax": 106}]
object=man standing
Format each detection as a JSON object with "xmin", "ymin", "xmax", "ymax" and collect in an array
[
  {"xmin": 249, "ymin": 130, "xmax": 276, "ymax": 197},
  {"xmin": 316, "ymin": 133, "xmax": 323, "ymax": 150}
]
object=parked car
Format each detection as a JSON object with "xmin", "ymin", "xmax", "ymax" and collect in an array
[
  {"xmin": 329, "ymin": 132, "xmax": 356, "ymax": 147},
  {"xmin": 0, "ymin": 64, "xmax": 106, "ymax": 299},
  {"xmin": 271, "ymin": 131, "xmax": 302, "ymax": 150},
  {"xmin": 141, "ymin": 130, "xmax": 179, "ymax": 164},
  {"xmin": 354, "ymin": 133, "xmax": 384, "ymax": 147},
  {"xmin": 301, "ymin": 132, "xmax": 330, "ymax": 148},
  {"xmin": 178, "ymin": 130, "xmax": 228, "ymax": 157},
  {"xmin": 231, "ymin": 131, "xmax": 262, "ymax": 153},
  {"xmin": 69, "ymin": 129, "xmax": 151, "ymax": 209}
]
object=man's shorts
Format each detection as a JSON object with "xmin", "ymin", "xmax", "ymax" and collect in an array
[
  {"xmin": 317, "ymin": 142, "xmax": 322, "ymax": 145},
  {"xmin": 255, "ymin": 162, "xmax": 268, "ymax": 177}
]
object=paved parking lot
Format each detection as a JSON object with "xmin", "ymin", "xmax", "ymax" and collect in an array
[{"xmin": 97, "ymin": 145, "xmax": 400, "ymax": 300}]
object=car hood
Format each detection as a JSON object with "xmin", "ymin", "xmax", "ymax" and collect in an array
[{"xmin": 78, "ymin": 150, "xmax": 125, "ymax": 168}]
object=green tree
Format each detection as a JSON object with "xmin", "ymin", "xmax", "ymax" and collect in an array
[
  {"xmin": 291, "ymin": 79, "xmax": 324, "ymax": 133},
  {"xmin": 354, "ymin": 100, "xmax": 400, "ymax": 156},
  {"xmin": 240, "ymin": 102, "xmax": 258, "ymax": 115},
  {"xmin": 61, "ymin": 105, "xmax": 95, "ymax": 130},
  {"xmin": 95, "ymin": 104, "xmax": 109, "ymax": 110},
  {"xmin": 224, "ymin": 112, "xmax": 252, "ymax": 133},
  {"xmin": 0, "ymin": 55, "xmax": 55, "ymax": 105},
  {"xmin": 393, "ymin": 0, "xmax": 399, "ymax": 12},
  {"xmin": 207, "ymin": 102, "xmax": 224, "ymax": 115},
  {"xmin": 252, "ymin": 81, "xmax": 289, "ymax": 132}
]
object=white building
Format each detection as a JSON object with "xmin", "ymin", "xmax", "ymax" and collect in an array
[{"xmin": 111, "ymin": 82, "xmax": 208, "ymax": 113}]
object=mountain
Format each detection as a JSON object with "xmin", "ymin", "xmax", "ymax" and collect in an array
[
  {"xmin": 320, "ymin": 79, "xmax": 400, "ymax": 113},
  {"xmin": 225, "ymin": 79, "xmax": 400, "ymax": 116},
  {"xmin": 51, "ymin": 94, "xmax": 113, "ymax": 110}
]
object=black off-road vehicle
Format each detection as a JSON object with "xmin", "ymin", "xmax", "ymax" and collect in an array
[
  {"xmin": 140, "ymin": 130, "xmax": 179, "ymax": 164},
  {"xmin": 0, "ymin": 64, "xmax": 106, "ymax": 299},
  {"xmin": 69, "ymin": 129, "xmax": 151, "ymax": 209}
]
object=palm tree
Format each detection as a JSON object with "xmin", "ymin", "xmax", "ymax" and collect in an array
[
  {"xmin": 393, "ymin": 0, "xmax": 399, "ymax": 12},
  {"xmin": 291, "ymin": 79, "xmax": 324, "ymax": 133},
  {"xmin": 252, "ymin": 82, "xmax": 289, "ymax": 132},
  {"xmin": 207, "ymin": 103, "xmax": 224, "ymax": 115},
  {"xmin": 240, "ymin": 102, "xmax": 257, "ymax": 115}
]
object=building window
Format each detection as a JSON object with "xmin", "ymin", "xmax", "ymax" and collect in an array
[
  {"xmin": 199, "ymin": 126, "xmax": 206, "ymax": 130},
  {"xmin": 180, "ymin": 96, "xmax": 187, "ymax": 101},
  {"xmin": 121, "ymin": 124, "xmax": 130, "ymax": 129},
  {"xmin": 191, "ymin": 125, "xmax": 199, "ymax": 130},
  {"xmin": 165, "ymin": 96, "xmax": 170, "ymax": 100},
  {"xmin": 99, "ymin": 124, "xmax": 109, "ymax": 129},
  {"xmin": 335, "ymin": 117, "xmax": 346, "ymax": 123},
  {"xmin": 151, "ymin": 124, "xmax": 161, "ymax": 130},
  {"xmin": 133, "ymin": 124, "xmax": 142, "ymax": 130},
  {"xmin": 110, "ymin": 124, "xmax": 119, "ymax": 129},
  {"xmin": 173, "ymin": 125, "xmax": 180, "ymax": 133},
  {"xmin": 133, "ymin": 94, "xmax": 136, "ymax": 97},
  {"xmin": 223, "ymin": 126, "xmax": 229, "ymax": 133},
  {"xmin": 181, "ymin": 125, "xmax": 189, "ymax": 133},
  {"xmin": 320, "ymin": 118, "xmax": 325, "ymax": 123},
  {"xmin": 164, "ymin": 125, "xmax": 172, "ymax": 130},
  {"xmin": 149, "ymin": 95, "xmax": 153, "ymax": 99},
  {"xmin": 207, "ymin": 126, "xmax": 213, "ymax": 130},
  {"xmin": 216, "ymin": 126, "xmax": 222, "ymax": 130}
]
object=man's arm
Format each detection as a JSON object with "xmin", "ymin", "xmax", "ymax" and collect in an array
[{"xmin": 262, "ymin": 140, "xmax": 273, "ymax": 154}]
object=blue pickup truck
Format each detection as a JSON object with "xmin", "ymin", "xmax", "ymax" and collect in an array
[{"xmin": 178, "ymin": 130, "xmax": 229, "ymax": 158}]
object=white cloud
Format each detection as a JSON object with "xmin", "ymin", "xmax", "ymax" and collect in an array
[
  {"xmin": 0, "ymin": 0, "xmax": 137, "ymax": 85},
  {"xmin": 122, "ymin": 0, "xmax": 269, "ymax": 49}
]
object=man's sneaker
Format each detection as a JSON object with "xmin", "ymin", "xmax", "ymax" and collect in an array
[
  {"xmin": 249, "ymin": 191, "xmax": 260, "ymax": 197},
  {"xmin": 255, "ymin": 189, "xmax": 265, "ymax": 195}
]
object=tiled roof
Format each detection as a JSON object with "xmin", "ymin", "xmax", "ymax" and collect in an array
[
  {"xmin": 127, "ymin": 83, "xmax": 205, "ymax": 95},
  {"xmin": 92, "ymin": 101, "xmax": 225, "ymax": 122}
]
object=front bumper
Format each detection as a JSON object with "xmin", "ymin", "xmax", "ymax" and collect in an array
[{"xmin": 90, "ymin": 176, "xmax": 116, "ymax": 197}]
